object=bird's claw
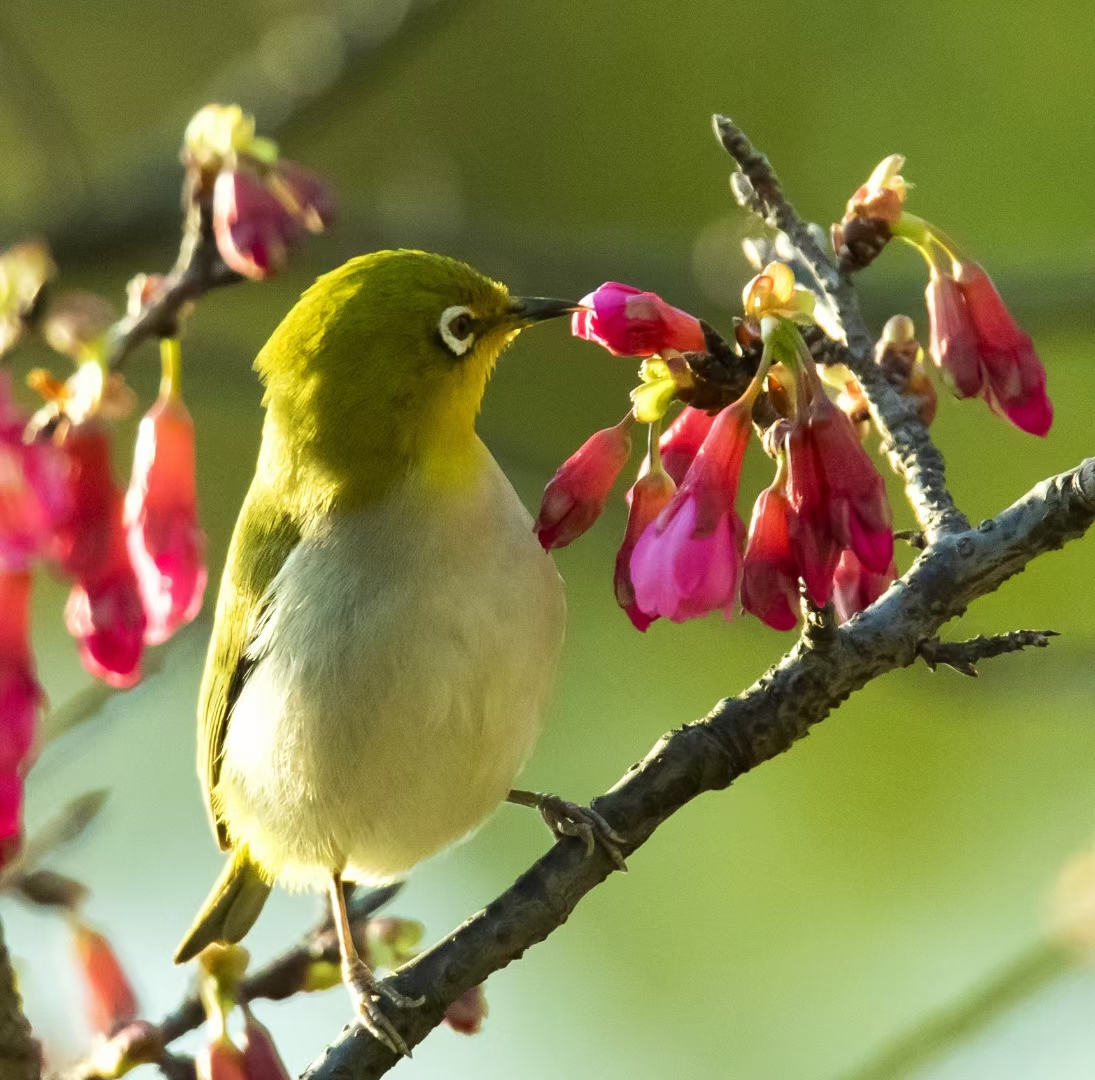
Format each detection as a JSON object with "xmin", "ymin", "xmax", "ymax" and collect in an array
[
  {"xmin": 534, "ymin": 792, "xmax": 628, "ymax": 872},
  {"xmin": 346, "ymin": 961, "xmax": 422, "ymax": 1057}
]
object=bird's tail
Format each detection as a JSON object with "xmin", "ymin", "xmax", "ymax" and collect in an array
[{"xmin": 173, "ymin": 847, "xmax": 272, "ymax": 964}]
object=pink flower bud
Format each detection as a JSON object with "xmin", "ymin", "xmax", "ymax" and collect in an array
[
  {"xmin": 197, "ymin": 1035, "xmax": 248, "ymax": 1080},
  {"xmin": 444, "ymin": 985, "xmax": 488, "ymax": 1036},
  {"xmin": 832, "ymin": 549, "xmax": 896, "ymax": 623},
  {"xmin": 535, "ymin": 419, "xmax": 632, "ymax": 550},
  {"xmin": 71, "ymin": 920, "xmax": 138, "ymax": 1036},
  {"xmin": 629, "ymin": 401, "xmax": 751, "ymax": 624},
  {"xmin": 956, "ymin": 262, "xmax": 1053, "ymax": 437},
  {"xmin": 213, "ymin": 170, "xmax": 301, "ymax": 280},
  {"xmin": 925, "ymin": 270, "xmax": 982, "ymax": 399},
  {"xmin": 56, "ymin": 424, "xmax": 145, "ymax": 687},
  {"xmin": 125, "ymin": 392, "xmax": 207, "ymax": 644},
  {"xmin": 0, "ymin": 570, "xmax": 42, "ymax": 868},
  {"xmin": 741, "ymin": 482, "xmax": 799, "ymax": 631},
  {"xmin": 658, "ymin": 406, "xmax": 714, "ymax": 486},
  {"xmin": 615, "ymin": 461, "xmax": 676, "ymax": 631},
  {"xmin": 572, "ymin": 283, "xmax": 705, "ymax": 357},
  {"xmin": 0, "ymin": 372, "xmax": 71, "ymax": 571},
  {"xmin": 241, "ymin": 1009, "xmax": 291, "ymax": 1080}
]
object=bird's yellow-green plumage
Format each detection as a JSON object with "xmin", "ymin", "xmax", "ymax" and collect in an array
[{"xmin": 176, "ymin": 251, "xmax": 568, "ymax": 963}]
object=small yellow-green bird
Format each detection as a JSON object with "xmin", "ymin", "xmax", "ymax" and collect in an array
[{"xmin": 174, "ymin": 250, "xmax": 623, "ymax": 1053}]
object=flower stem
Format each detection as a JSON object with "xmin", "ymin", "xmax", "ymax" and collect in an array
[{"xmin": 159, "ymin": 338, "xmax": 182, "ymax": 399}]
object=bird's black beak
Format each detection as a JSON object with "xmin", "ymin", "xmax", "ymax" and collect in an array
[{"xmin": 505, "ymin": 296, "xmax": 581, "ymax": 328}]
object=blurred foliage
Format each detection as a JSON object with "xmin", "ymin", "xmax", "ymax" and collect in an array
[{"xmin": 0, "ymin": 1, "xmax": 1093, "ymax": 1078}]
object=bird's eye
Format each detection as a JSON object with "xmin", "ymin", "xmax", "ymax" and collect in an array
[{"xmin": 439, "ymin": 305, "xmax": 476, "ymax": 357}]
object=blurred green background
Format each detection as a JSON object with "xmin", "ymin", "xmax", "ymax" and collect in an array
[{"xmin": 2, "ymin": 0, "xmax": 1094, "ymax": 1077}]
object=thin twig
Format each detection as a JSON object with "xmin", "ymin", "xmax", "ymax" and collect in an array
[
  {"xmin": 712, "ymin": 114, "xmax": 968, "ymax": 541},
  {"xmin": 919, "ymin": 630, "xmax": 1059, "ymax": 676}
]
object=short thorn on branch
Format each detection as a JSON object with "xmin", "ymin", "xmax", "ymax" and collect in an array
[{"xmin": 917, "ymin": 631, "xmax": 1059, "ymax": 677}]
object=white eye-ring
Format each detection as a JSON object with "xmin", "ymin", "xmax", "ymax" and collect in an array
[{"xmin": 439, "ymin": 305, "xmax": 476, "ymax": 356}]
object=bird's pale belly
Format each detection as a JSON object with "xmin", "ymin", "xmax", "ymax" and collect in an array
[{"xmin": 215, "ymin": 456, "xmax": 565, "ymax": 890}]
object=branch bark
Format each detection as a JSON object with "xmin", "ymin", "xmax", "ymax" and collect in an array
[
  {"xmin": 305, "ymin": 459, "xmax": 1095, "ymax": 1079},
  {"xmin": 0, "ymin": 916, "xmax": 40, "ymax": 1080}
]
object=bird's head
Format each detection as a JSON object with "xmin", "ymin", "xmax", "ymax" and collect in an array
[{"xmin": 255, "ymin": 250, "xmax": 575, "ymax": 493}]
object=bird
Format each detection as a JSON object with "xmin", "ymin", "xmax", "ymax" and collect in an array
[{"xmin": 173, "ymin": 250, "xmax": 625, "ymax": 1054}]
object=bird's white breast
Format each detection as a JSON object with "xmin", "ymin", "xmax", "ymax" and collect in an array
[{"xmin": 216, "ymin": 446, "xmax": 565, "ymax": 889}]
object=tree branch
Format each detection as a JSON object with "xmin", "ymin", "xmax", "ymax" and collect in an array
[
  {"xmin": 0, "ymin": 916, "xmax": 40, "ymax": 1080},
  {"xmin": 712, "ymin": 114, "xmax": 968, "ymax": 541},
  {"xmin": 305, "ymin": 458, "xmax": 1095, "ymax": 1079},
  {"xmin": 918, "ymin": 630, "xmax": 1058, "ymax": 676}
]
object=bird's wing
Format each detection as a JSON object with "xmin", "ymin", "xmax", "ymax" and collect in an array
[{"xmin": 197, "ymin": 485, "xmax": 301, "ymax": 849}]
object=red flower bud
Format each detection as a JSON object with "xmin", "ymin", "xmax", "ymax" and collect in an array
[
  {"xmin": 444, "ymin": 985, "xmax": 488, "ymax": 1036},
  {"xmin": 615, "ymin": 459, "xmax": 676, "ymax": 631},
  {"xmin": 535, "ymin": 418, "xmax": 632, "ymax": 550},
  {"xmin": 630, "ymin": 400, "xmax": 751, "ymax": 624},
  {"xmin": 0, "ymin": 371, "xmax": 71, "ymax": 571},
  {"xmin": 197, "ymin": 1035, "xmax": 248, "ymax": 1080},
  {"xmin": 658, "ymin": 406, "xmax": 714, "ymax": 486},
  {"xmin": 241, "ymin": 1009, "xmax": 291, "ymax": 1080},
  {"xmin": 956, "ymin": 262, "xmax": 1052, "ymax": 437},
  {"xmin": 56, "ymin": 424, "xmax": 145, "ymax": 687},
  {"xmin": 741, "ymin": 480, "xmax": 799, "ymax": 631},
  {"xmin": 0, "ymin": 571, "xmax": 42, "ymax": 868},
  {"xmin": 71, "ymin": 920, "xmax": 138, "ymax": 1036},
  {"xmin": 213, "ymin": 171, "xmax": 301, "ymax": 281},
  {"xmin": 125, "ymin": 391, "xmax": 207, "ymax": 644},
  {"xmin": 832, "ymin": 549, "xmax": 896, "ymax": 624},
  {"xmin": 572, "ymin": 283, "xmax": 705, "ymax": 357},
  {"xmin": 925, "ymin": 270, "xmax": 982, "ymax": 399}
]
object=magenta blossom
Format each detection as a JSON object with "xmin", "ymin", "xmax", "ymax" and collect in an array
[
  {"xmin": 56, "ymin": 424, "xmax": 146, "ymax": 688},
  {"xmin": 535, "ymin": 418, "xmax": 632, "ymax": 550},
  {"xmin": 659, "ymin": 406, "xmax": 715, "ymax": 487},
  {"xmin": 741, "ymin": 479, "xmax": 800, "ymax": 632},
  {"xmin": 614, "ymin": 458, "xmax": 676, "ymax": 631},
  {"xmin": 572, "ymin": 283, "xmax": 706, "ymax": 358},
  {"xmin": 832, "ymin": 549, "xmax": 896, "ymax": 624},
  {"xmin": 0, "ymin": 371, "xmax": 70, "ymax": 571},
  {"xmin": 213, "ymin": 170, "xmax": 303, "ymax": 280},
  {"xmin": 125, "ymin": 389, "xmax": 207, "ymax": 644},
  {"xmin": 629, "ymin": 399, "xmax": 751, "ymax": 623},
  {"xmin": 0, "ymin": 570, "xmax": 42, "ymax": 868}
]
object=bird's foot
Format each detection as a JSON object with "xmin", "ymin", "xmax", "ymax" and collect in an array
[
  {"xmin": 509, "ymin": 789, "xmax": 627, "ymax": 871},
  {"xmin": 344, "ymin": 959, "xmax": 423, "ymax": 1057}
]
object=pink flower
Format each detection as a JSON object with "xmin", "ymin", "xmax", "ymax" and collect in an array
[
  {"xmin": 572, "ymin": 283, "xmax": 705, "ymax": 357},
  {"xmin": 659, "ymin": 406, "xmax": 715, "ymax": 486},
  {"xmin": 832, "ymin": 549, "xmax": 896, "ymax": 624},
  {"xmin": 784, "ymin": 380, "xmax": 893, "ymax": 607},
  {"xmin": 957, "ymin": 262, "xmax": 1053, "ymax": 437},
  {"xmin": 741, "ymin": 481, "xmax": 799, "ymax": 631},
  {"xmin": 925, "ymin": 269, "xmax": 983, "ymax": 399},
  {"xmin": 125, "ymin": 391, "xmax": 207, "ymax": 644},
  {"xmin": 197, "ymin": 1035, "xmax": 248, "ymax": 1080},
  {"xmin": 0, "ymin": 571, "xmax": 42, "ymax": 868},
  {"xmin": 71, "ymin": 919, "xmax": 138, "ymax": 1036},
  {"xmin": 213, "ymin": 170, "xmax": 302, "ymax": 280},
  {"xmin": 241, "ymin": 1008, "xmax": 291, "ymax": 1080},
  {"xmin": 629, "ymin": 401, "xmax": 751, "ymax": 623},
  {"xmin": 615, "ymin": 460, "xmax": 676, "ymax": 631},
  {"xmin": 56, "ymin": 424, "xmax": 145, "ymax": 688},
  {"xmin": 444, "ymin": 985, "xmax": 488, "ymax": 1036},
  {"xmin": 0, "ymin": 371, "xmax": 70, "ymax": 571},
  {"xmin": 535, "ymin": 418, "xmax": 632, "ymax": 550}
]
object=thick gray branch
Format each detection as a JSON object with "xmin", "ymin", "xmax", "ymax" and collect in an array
[
  {"xmin": 712, "ymin": 114, "xmax": 967, "ymax": 541},
  {"xmin": 305, "ymin": 458, "xmax": 1095, "ymax": 1080},
  {"xmin": 0, "ymin": 917, "xmax": 39, "ymax": 1080}
]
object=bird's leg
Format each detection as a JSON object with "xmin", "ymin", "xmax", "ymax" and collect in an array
[
  {"xmin": 328, "ymin": 873, "xmax": 421, "ymax": 1057},
  {"xmin": 507, "ymin": 789, "xmax": 627, "ymax": 871}
]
